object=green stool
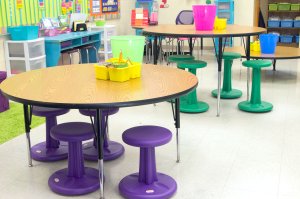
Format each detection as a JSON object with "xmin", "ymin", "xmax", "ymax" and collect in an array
[
  {"xmin": 238, "ymin": 60, "xmax": 273, "ymax": 113},
  {"xmin": 168, "ymin": 55, "xmax": 195, "ymax": 63},
  {"xmin": 212, "ymin": 52, "xmax": 242, "ymax": 99},
  {"xmin": 177, "ymin": 60, "xmax": 209, "ymax": 113}
]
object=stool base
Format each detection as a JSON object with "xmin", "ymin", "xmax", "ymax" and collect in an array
[
  {"xmin": 31, "ymin": 142, "xmax": 68, "ymax": 162},
  {"xmin": 238, "ymin": 101, "xmax": 273, "ymax": 113},
  {"xmin": 119, "ymin": 172, "xmax": 177, "ymax": 199},
  {"xmin": 48, "ymin": 167, "xmax": 100, "ymax": 196},
  {"xmin": 180, "ymin": 101, "xmax": 209, "ymax": 113},
  {"xmin": 83, "ymin": 140, "xmax": 125, "ymax": 161},
  {"xmin": 212, "ymin": 89, "xmax": 242, "ymax": 99}
]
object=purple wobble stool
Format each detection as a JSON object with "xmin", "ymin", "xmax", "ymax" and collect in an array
[
  {"xmin": 119, "ymin": 126, "xmax": 177, "ymax": 199},
  {"xmin": 49, "ymin": 122, "xmax": 100, "ymax": 196},
  {"xmin": 79, "ymin": 108, "xmax": 125, "ymax": 161},
  {"xmin": 31, "ymin": 106, "xmax": 70, "ymax": 162},
  {"xmin": 0, "ymin": 71, "xmax": 9, "ymax": 113}
]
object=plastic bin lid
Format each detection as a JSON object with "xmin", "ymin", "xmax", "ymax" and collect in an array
[{"xmin": 269, "ymin": 17, "xmax": 280, "ymax": 20}]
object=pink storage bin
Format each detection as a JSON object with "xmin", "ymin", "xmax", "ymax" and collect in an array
[{"xmin": 193, "ymin": 5, "xmax": 217, "ymax": 31}]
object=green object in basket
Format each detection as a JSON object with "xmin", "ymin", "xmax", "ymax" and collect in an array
[
  {"xmin": 96, "ymin": 20, "xmax": 106, "ymax": 26},
  {"xmin": 291, "ymin": 4, "xmax": 300, "ymax": 11},
  {"xmin": 278, "ymin": 3, "xmax": 291, "ymax": 11},
  {"xmin": 268, "ymin": 3, "xmax": 278, "ymax": 11},
  {"xmin": 113, "ymin": 62, "xmax": 128, "ymax": 68}
]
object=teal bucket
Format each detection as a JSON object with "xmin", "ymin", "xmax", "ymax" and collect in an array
[{"xmin": 111, "ymin": 36, "xmax": 145, "ymax": 63}]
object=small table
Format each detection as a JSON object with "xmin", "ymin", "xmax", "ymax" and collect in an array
[
  {"xmin": 143, "ymin": 24, "xmax": 267, "ymax": 116},
  {"xmin": 44, "ymin": 31, "xmax": 101, "ymax": 67},
  {"xmin": 0, "ymin": 64, "xmax": 197, "ymax": 199},
  {"xmin": 225, "ymin": 46, "xmax": 300, "ymax": 70}
]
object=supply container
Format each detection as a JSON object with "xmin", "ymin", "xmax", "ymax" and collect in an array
[
  {"xmin": 280, "ymin": 35, "xmax": 293, "ymax": 43},
  {"xmin": 281, "ymin": 18, "xmax": 294, "ymax": 27},
  {"xmin": 94, "ymin": 65, "xmax": 109, "ymax": 80},
  {"xmin": 294, "ymin": 20, "xmax": 300, "ymax": 28},
  {"xmin": 108, "ymin": 67, "xmax": 131, "ymax": 82},
  {"xmin": 291, "ymin": 4, "xmax": 300, "ymax": 11},
  {"xmin": 269, "ymin": 3, "xmax": 278, "ymax": 11},
  {"xmin": 268, "ymin": 17, "xmax": 280, "ymax": 27},
  {"xmin": 214, "ymin": 17, "xmax": 227, "ymax": 30},
  {"xmin": 259, "ymin": 33, "xmax": 279, "ymax": 54},
  {"xmin": 278, "ymin": 3, "xmax": 291, "ymax": 11},
  {"xmin": 111, "ymin": 36, "xmax": 145, "ymax": 63},
  {"xmin": 8, "ymin": 26, "xmax": 39, "ymax": 41},
  {"xmin": 295, "ymin": 36, "xmax": 299, "ymax": 43},
  {"xmin": 192, "ymin": 5, "xmax": 217, "ymax": 31}
]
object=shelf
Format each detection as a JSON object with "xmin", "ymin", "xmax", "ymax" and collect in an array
[
  {"xmin": 277, "ymin": 42, "xmax": 299, "ymax": 47},
  {"xmin": 269, "ymin": 10, "xmax": 300, "ymax": 13},
  {"xmin": 268, "ymin": 27, "xmax": 300, "ymax": 29}
]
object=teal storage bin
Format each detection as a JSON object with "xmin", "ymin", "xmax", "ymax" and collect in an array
[
  {"xmin": 111, "ymin": 36, "xmax": 145, "ymax": 63},
  {"xmin": 7, "ymin": 26, "xmax": 39, "ymax": 41}
]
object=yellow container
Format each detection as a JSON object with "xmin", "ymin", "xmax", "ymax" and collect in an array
[
  {"xmin": 108, "ymin": 67, "xmax": 131, "ymax": 82},
  {"xmin": 253, "ymin": 41, "xmax": 261, "ymax": 52},
  {"xmin": 214, "ymin": 17, "xmax": 227, "ymax": 30},
  {"xmin": 94, "ymin": 64, "xmax": 109, "ymax": 80},
  {"xmin": 128, "ymin": 62, "xmax": 142, "ymax": 79}
]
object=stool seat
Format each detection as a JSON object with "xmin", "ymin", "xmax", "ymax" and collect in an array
[
  {"xmin": 168, "ymin": 55, "xmax": 194, "ymax": 63},
  {"xmin": 242, "ymin": 60, "xmax": 272, "ymax": 69},
  {"xmin": 51, "ymin": 122, "xmax": 94, "ymax": 142},
  {"xmin": 0, "ymin": 71, "xmax": 7, "ymax": 81},
  {"xmin": 123, "ymin": 126, "xmax": 172, "ymax": 148},
  {"xmin": 79, "ymin": 108, "xmax": 119, "ymax": 117},
  {"xmin": 32, "ymin": 106, "xmax": 69, "ymax": 117},
  {"xmin": 178, "ymin": 60, "xmax": 207, "ymax": 69},
  {"xmin": 223, "ymin": 52, "xmax": 241, "ymax": 60}
]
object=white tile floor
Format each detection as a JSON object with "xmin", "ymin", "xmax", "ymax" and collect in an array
[{"xmin": 0, "ymin": 53, "xmax": 300, "ymax": 199}]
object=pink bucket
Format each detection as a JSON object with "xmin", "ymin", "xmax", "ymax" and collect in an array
[{"xmin": 193, "ymin": 5, "xmax": 217, "ymax": 31}]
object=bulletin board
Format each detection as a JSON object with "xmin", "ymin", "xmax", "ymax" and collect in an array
[
  {"xmin": 0, "ymin": 0, "xmax": 90, "ymax": 35},
  {"xmin": 90, "ymin": 0, "xmax": 120, "ymax": 19}
]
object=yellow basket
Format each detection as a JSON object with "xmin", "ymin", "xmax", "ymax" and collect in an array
[
  {"xmin": 214, "ymin": 18, "xmax": 227, "ymax": 30},
  {"xmin": 128, "ymin": 63, "xmax": 142, "ymax": 79},
  {"xmin": 108, "ymin": 67, "xmax": 131, "ymax": 82},
  {"xmin": 94, "ymin": 65, "xmax": 109, "ymax": 80}
]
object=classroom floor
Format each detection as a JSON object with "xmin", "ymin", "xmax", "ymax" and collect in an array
[{"xmin": 1, "ymin": 53, "xmax": 300, "ymax": 199}]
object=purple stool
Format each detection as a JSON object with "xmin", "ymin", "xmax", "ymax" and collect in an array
[
  {"xmin": 0, "ymin": 71, "xmax": 9, "ymax": 113},
  {"xmin": 119, "ymin": 126, "xmax": 177, "ymax": 199},
  {"xmin": 31, "ymin": 106, "xmax": 69, "ymax": 162},
  {"xmin": 79, "ymin": 108, "xmax": 125, "ymax": 161},
  {"xmin": 48, "ymin": 122, "xmax": 99, "ymax": 196}
]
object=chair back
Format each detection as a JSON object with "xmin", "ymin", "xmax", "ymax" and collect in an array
[{"xmin": 175, "ymin": 10, "xmax": 194, "ymax": 25}]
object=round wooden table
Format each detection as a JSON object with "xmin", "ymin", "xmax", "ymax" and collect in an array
[
  {"xmin": 143, "ymin": 24, "xmax": 267, "ymax": 116},
  {"xmin": 0, "ymin": 64, "xmax": 197, "ymax": 199},
  {"xmin": 225, "ymin": 46, "xmax": 300, "ymax": 70}
]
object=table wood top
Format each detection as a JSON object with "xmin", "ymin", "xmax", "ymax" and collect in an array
[
  {"xmin": 142, "ymin": 24, "xmax": 266, "ymax": 38},
  {"xmin": 225, "ymin": 46, "xmax": 300, "ymax": 60},
  {"xmin": 0, "ymin": 64, "xmax": 198, "ymax": 109}
]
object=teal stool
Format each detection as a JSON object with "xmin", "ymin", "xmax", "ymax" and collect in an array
[
  {"xmin": 168, "ymin": 55, "xmax": 195, "ymax": 63},
  {"xmin": 238, "ymin": 60, "xmax": 273, "ymax": 113},
  {"xmin": 212, "ymin": 52, "xmax": 242, "ymax": 99},
  {"xmin": 177, "ymin": 60, "xmax": 209, "ymax": 113}
]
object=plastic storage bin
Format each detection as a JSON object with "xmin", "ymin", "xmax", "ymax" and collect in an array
[
  {"xmin": 281, "ymin": 19, "xmax": 294, "ymax": 27},
  {"xmin": 269, "ymin": 3, "xmax": 278, "ymax": 11},
  {"xmin": 291, "ymin": 4, "xmax": 300, "ymax": 11},
  {"xmin": 108, "ymin": 67, "xmax": 131, "ymax": 82},
  {"xmin": 294, "ymin": 20, "xmax": 300, "ymax": 28},
  {"xmin": 268, "ymin": 19, "xmax": 280, "ymax": 28},
  {"xmin": 278, "ymin": 3, "xmax": 291, "ymax": 11},
  {"xmin": 192, "ymin": 5, "xmax": 217, "ymax": 31},
  {"xmin": 7, "ymin": 43, "xmax": 25, "ymax": 57},
  {"xmin": 10, "ymin": 60, "xmax": 27, "ymax": 74},
  {"xmin": 111, "ymin": 36, "xmax": 145, "ymax": 63},
  {"xmin": 94, "ymin": 65, "xmax": 109, "ymax": 80},
  {"xmin": 61, "ymin": 41, "xmax": 72, "ymax": 49},
  {"xmin": 280, "ymin": 35, "xmax": 293, "ymax": 43},
  {"xmin": 296, "ymin": 36, "xmax": 299, "ymax": 43},
  {"xmin": 259, "ymin": 34, "xmax": 279, "ymax": 54},
  {"xmin": 7, "ymin": 26, "xmax": 39, "ymax": 41},
  {"xmin": 29, "ymin": 57, "xmax": 46, "ymax": 70}
]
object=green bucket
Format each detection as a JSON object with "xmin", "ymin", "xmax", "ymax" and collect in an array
[{"xmin": 111, "ymin": 36, "xmax": 145, "ymax": 63}]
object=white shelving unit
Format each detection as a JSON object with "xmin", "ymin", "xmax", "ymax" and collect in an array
[
  {"xmin": 5, "ymin": 38, "xmax": 46, "ymax": 76},
  {"xmin": 89, "ymin": 25, "xmax": 116, "ymax": 60}
]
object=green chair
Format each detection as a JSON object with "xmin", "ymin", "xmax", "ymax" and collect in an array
[
  {"xmin": 238, "ymin": 60, "xmax": 273, "ymax": 113},
  {"xmin": 177, "ymin": 60, "xmax": 209, "ymax": 113},
  {"xmin": 212, "ymin": 52, "xmax": 242, "ymax": 99}
]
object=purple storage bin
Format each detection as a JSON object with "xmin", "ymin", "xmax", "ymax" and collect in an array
[
  {"xmin": 61, "ymin": 41, "xmax": 72, "ymax": 48},
  {"xmin": 294, "ymin": 20, "xmax": 300, "ymax": 28},
  {"xmin": 268, "ymin": 20, "xmax": 280, "ymax": 27},
  {"xmin": 280, "ymin": 35, "xmax": 293, "ymax": 43},
  {"xmin": 281, "ymin": 20, "xmax": 293, "ymax": 27},
  {"xmin": 82, "ymin": 37, "xmax": 90, "ymax": 43},
  {"xmin": 296, "ymin": 36, "xmax": 299, "ymax": 43}
]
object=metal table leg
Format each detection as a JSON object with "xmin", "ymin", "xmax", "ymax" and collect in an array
[
  {"xmin": 23, "ymin": 104, "xmax": 33, "ymax": 167},
  {"xmin": 217, "ymin": 37, "xmax": 223, "ymax": 117},
  {"xmin": 153, "ymin": 36, "xmax": 158, "ymax": 65},
  {"xmin": 171, "ymin": 98, "xmax": 181, "ymax": 163},
  {"xmin": 96, "ymin": 109, "xmax": 104, "ymax": 199},
  {"xmin": 246, "ymin": 36, "xmax": 251, "ymax": 101}
]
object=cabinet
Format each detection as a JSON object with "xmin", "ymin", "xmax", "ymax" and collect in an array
[
  {"xmin": 267, "ymin": 0, "xmax": 300, "ymax": 47},
  {"xmin": 89, "ymin": 25, "xmax": 116, "ymax": 60},
  {"xmin": 5, "ymin": 38, "xmax": 46, "ymax": 76}
]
